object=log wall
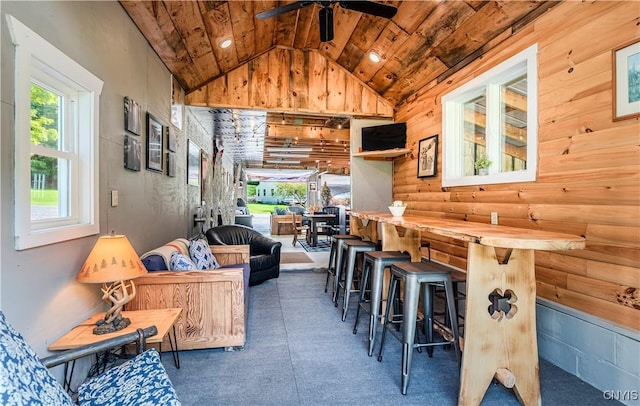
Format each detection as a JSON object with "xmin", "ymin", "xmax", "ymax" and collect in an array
[
  {"xmin": 393, "ymin": 1, "xmax": 639, "ymax": 330},
  {"xmin": 186, "ymin": 46, "xmax": 394, "ymax": 118}
]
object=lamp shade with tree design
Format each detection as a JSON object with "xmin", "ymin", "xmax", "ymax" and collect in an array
[{"xmin": 76, "ymin": 234, "xmax": 147, "ymax": 334}]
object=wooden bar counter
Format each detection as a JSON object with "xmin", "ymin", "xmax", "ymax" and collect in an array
[{"xmin": 350, "ymin": 211, "xmax": 586, "ymax": 406}]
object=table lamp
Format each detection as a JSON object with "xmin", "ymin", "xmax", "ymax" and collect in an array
[{"xmin": 76, "ymin": 234, "xmax": 148, "ymax": 335}]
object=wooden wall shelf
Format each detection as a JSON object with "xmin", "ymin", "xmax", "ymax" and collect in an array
[{"xmin": 352, "ymin": 148, "xmax": 411, "ymax": 160}]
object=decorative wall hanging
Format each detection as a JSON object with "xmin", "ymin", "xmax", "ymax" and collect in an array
[
  {"xmin": 146, "ymin": 113, "xmax": 163, "ymax": 172},
  {"xmin": 124, "ymin": 96, "xmax": 141, "ymax": 136},
  {"xmin": 187, "ymin": 140, "xmax": 200, "ymax": 186},
  {"xmin": 417, "ymin": 135, "xmax": 438, "ymax": 178},
  {"xmin": 613, "ymin": 40, "xmax": 640, "ymax": 121},
  {"xmin": 167, "ymin": 152, "xmax": 176, "ymax": 177},
  {"xmin": 171, "ymin": 75, "xmax": 184, "ymax": 130},
  {"xmin": 123, "ymin": 135, "xmax": 141, "ymax": 171},
  {"xmin": 167, "ymin": 125, "xmax": 176, "ymax": 152}
]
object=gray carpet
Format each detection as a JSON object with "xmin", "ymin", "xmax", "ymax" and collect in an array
[{"xmin": 162, "ymin": 271, "xmax": 616, "ymax": 405}]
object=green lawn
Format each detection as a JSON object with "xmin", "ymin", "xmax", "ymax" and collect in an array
[
  {"xmin": 247, "ymin": 203, "xmax": 287, "ymax": 214},
  {"xmin": 31, "ymin": 189, "xmax": 58, "ymax": 205}
]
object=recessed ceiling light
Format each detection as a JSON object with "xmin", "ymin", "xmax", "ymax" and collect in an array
[
  {"xmin": 219, "ymin": 37, "xmax": 232, "ymax": 49},
  {"xmin": 369, "ymin": 51, "xmax": 381, "ymax": 63}
]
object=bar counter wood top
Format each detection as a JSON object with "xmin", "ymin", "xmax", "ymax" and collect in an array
[
  {"xmin": 350, "ymin": 210, "xmax": 586, "ymax": 406},
  {"xmin": 350, "ymin": 210, "xmax": 586, "ymax": 251}
]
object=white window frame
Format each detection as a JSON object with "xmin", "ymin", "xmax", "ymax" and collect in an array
[
  {"xmin": 442, "ymin": 44, "xmax": 538, "ymax": 187},
  {"xmin": 8, "ymin": 15, "xmax": 103, "ymax": 250}
]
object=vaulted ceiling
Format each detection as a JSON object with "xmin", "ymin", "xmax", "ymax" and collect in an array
[{"xmin": 120, "ymin": 0, "xmax": 557, "ymax": 170}]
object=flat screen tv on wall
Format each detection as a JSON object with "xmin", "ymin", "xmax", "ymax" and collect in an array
[{"xmin": 361, "ymin": 122, "xmax": 407, "ymax": 151}]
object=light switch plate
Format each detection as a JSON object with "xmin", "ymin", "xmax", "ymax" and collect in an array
[
  {"xmin": 111, "ymin": 190, "xmax": 118, "ymax": 207},
  {"xmin": 491, "ymin": 212, "xmax": 498, "ymax": 225}
]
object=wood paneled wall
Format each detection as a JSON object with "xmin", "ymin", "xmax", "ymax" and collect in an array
[
  {"xmin": 393, "ymin": 1, "xmax": 639, "ymax": 330},
  {"xmin": 186, "ymin": 46, "xmax": 394, "ymax": 118}
]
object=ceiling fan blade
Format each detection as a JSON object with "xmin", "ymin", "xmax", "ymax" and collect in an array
[
  {"xmin": 256, "ymin": 1, "xmax": 316, "ymax": 20},
  {"xmin": 319, "ymin": 6, "xmax": 334, "ymax": 42},
  {"xmin": 339, "ymin": 1, "xmax": 397, "ymax": 19}
]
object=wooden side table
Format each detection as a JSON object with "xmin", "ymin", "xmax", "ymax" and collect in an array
[{"xmin": 50, "ymin": 308, "xmax": 182, "ymax": 369}]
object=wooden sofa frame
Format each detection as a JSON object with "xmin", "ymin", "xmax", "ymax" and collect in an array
[{"xmin": 129, "ymin": 245, "xmax": 250, "ymax": 351}]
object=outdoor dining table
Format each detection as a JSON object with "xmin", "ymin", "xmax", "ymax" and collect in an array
[
  {"xmin": 303, "ymin": 213, "xmax": 337, "ymax": 247},
  {"xmin": 350, "ymin": 210, "xmax": 586, "ymax": 406}
]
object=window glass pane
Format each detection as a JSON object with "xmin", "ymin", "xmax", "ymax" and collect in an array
[
  {"xmin": 30, "ymin": 155, "xmax": 69, "ymax": 220},
  {"xmin": 500, "ymin": 75, "xmax": 527, "ymax": 173},
  {"xmin": 463, "ymin": 93, "xmax": 486, "ymax": 176},
  {"xmin": 30, "ymin": 82, "xmax": 61, "ymax": 149}
]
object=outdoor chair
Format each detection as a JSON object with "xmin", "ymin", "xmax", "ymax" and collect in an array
[{"xmin": 0, "ymin": 310, "xmax": 180, "ymax": 405}]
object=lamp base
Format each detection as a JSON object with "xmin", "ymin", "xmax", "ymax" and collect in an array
[{"xmin": 93, "ymin": 314, "xmax": 131, "ymax": 335}]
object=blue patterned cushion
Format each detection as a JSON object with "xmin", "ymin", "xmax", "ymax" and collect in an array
[
  {"xmin": 0, "ymin": 311, "xmax": 74, "ymax": 405},
  {"xmin": 189, "ymin": 239, "xmax": 220, "ymax": 270},
  {"xmin": 170, "ymin": 252, "xmax": 197, "ymax": 271},
  {"xmin": 77, "ymin": 349, "xmax": 180, "ymax": 406}
]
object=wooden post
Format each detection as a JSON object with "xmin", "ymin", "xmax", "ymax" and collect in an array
[{"xmin": 458, "ymin": 243, "xmax": 540, "ymax": 406}]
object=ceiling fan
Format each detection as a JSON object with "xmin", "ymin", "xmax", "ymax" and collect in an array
[{"xmin": 256, "ymin": 1, "xmax": 398, "ymax": 42}]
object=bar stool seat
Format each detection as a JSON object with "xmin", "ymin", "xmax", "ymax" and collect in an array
[
  {"xmin": 325, "ymin": 234, "xmax": 361, "ymax": 299},
  {"xmin": 377, "ymin": 261, "xmax": 461, "ymax": 395},
  {"xmin": 335, "ymin": 239, "xmax": 377, "ymax": 321},
  {"xmin": 353, "ymin": 250, "xmax": 412, "ymax": 356}
]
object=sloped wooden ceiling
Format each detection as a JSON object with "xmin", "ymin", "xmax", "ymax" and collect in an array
[
  {"xmin": 120, "ymin": 1, "xmax": 558, "ymax": 108},
  {"xmin": 187, "ymin": 47, "xmax": 394, "ymax": 117},
  {"xmin": 121, "ymin": 1, "xmax": 558, "ymax": 169}
]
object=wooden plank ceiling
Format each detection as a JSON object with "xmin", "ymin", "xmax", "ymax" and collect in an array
[{"xmin": 120, "ymin": 0, "xmax": 556, "ymax": 170}]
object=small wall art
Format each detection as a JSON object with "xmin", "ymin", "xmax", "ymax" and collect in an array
[
  {"xmin": 167, "ymin": 153, "xmax": 176, "ymax": 177},
  {"xmin": 171, "ymin": 75, "xmax": 184, "ymax": 130},
  {"xmin": 146, "ymin": 112, "xmax": 163, "ymax": 172},
  {"xmin": 124, "ymin": 96, "xmax": 142, "ymax": 136},
  {"xmin": 187, "ymin": 139, "xmax": 200, "ymax": 186},
  {"xmin": 417, "ymin": 135, "xmax": 438, "ymax": 178},
  {"xmin": 613, "ymin": 39, "xmax": 640, "ymax": 121},
  {"xmin": 124, "ymin": 135, "xmax": 141, "ymax": 171},
  {"xmin": 167, "ymin": 125, "xmax": 176, "ymax": 152}
]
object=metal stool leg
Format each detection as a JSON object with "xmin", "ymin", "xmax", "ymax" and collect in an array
[
  {"xmin": 377, "ymin": 274, "xmax": 399, "ymax": 362},
  {"xmin": 334, "ymin": 243, "xmax": 348, "ymax": 306},
  {"xmin": 353, "ymin": 254, "xmax": 370, "ymax": 334},
  {"xmin": 341, "ymin": 247, "xmax": 358, "ymax": 321},
  {"xmin": 367, "ymin": 260, "xmax": 386, "ymax": 357},
  {"xmin": 401, "ymin": 274, "xmax": 420, "ymax": 396},
  {"xmin": 325, "ymin": 237, "xmax": 337, "ymax": 293}
]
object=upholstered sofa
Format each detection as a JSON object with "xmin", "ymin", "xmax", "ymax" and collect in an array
[
  {"xmin": 206, "ymin": 225, "xmax": 282, "ymax": 286},
  {"xmin": 130, "ymin": 240, "xmax": 251, "ymax": 351}
]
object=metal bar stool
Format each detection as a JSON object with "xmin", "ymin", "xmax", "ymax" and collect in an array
[
  {"xmin": 435, "ymin": 270, "xmax": 467, "ymax": 336},
  {"xmin": 325, "ymin": 234, "xmax": 361, "ymax": 299},
  {"xmin": 353, "ymin": 250, "xmax": 411, "ymax": 356},
  {"xmin": 377, "ymin": 261, "xmax": 461, "ymax": 395},
  {"xmin": 335, "ymin": 239, "xmax": 378, "ymax": 321}
]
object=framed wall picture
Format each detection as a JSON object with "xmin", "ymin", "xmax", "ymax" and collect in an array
[
  {"xmin": 124, "ymin": 96, "xmax": 142, "ymax": 136},
  {"xmin": 187, "ymin": 139, "xmax": 200, "ymax": 186},
  {"xmin": 171, "ymin": 75, "xmax": 184, "ymax": 130},
  {"xmin": 200, "ymin": 152, "xmax": 209, "ymax": 202},
  {"xmin": 167, "ymin": 125, "xmax": 176, "ymax": 152},
  {"xmin": 309, "ymin": 181, "xmax": 317, "ymax": 192},
  {"xmin": 167, "ymin": 152, "xmax": 176, "ymax": 177},
  {"xmin": 613, "ymin": 40, "xmax": 640, "ymax": 121},
  {"xmin": 124, "ymin": 135, "xmax": 141, "ymax": 171},
  {"xmin": 146, "ymin": 112, "xmax": 163, "ymax": 172},
  {"xmin": 417, "ymin": 135, "xmax": 438, "ymax": 178}
]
